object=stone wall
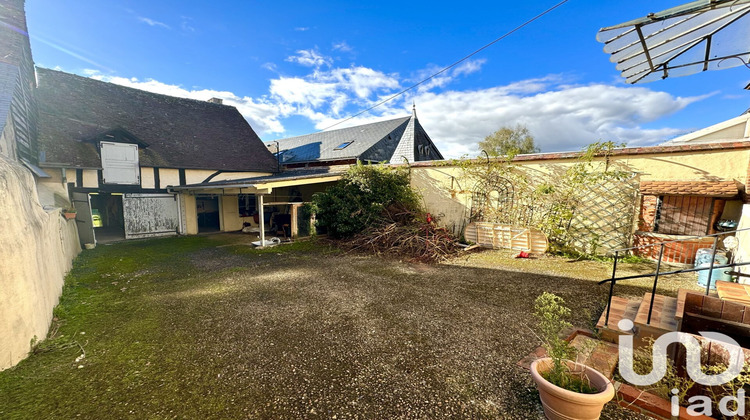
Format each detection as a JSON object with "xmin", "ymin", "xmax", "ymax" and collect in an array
[{"xmin": 0, "ymin": 156, "xmax": 80, "ymax": 370}]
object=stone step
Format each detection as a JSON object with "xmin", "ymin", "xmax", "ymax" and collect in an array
[
  {"xmin": 634, "ymin": 292, "xmax": 679, "ymax": 331},
  {"xmin": 596, "ymin": 296, "xmax": 639, "ymax": 343}
]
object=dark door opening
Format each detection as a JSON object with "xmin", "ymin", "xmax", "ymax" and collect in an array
[
  {"xmin": 90, "ymin": 193, "xmax": 125, "ymax": 243},
  {"xmin": 197, "ymin": 196, "xmax": 221, "ymax": 233}
]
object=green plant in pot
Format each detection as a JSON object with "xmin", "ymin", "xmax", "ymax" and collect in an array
[{"xmin": 530, "ymin": 292, "xmax": 614, "ymax": 420}]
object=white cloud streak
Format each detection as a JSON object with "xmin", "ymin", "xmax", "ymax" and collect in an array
[
  {"xmin": 137, "ymin": 17, "xmax": 170, "ymax": 29},
  {"xmin": 285, "ymin": 49, "xmax": 332, "ymax": 68}
]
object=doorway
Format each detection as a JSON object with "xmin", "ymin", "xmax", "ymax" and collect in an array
[
  {"xmin": 196, "ymin": 196, "xmax": 220, "ymax": 233},
  {"xmin": 89, "ymin": 193, "xmax": 125, "ymax": 243}
]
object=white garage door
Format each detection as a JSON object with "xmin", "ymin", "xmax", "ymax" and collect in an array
[{"xmin": 122, "ymin": 193, "xmax": 179, "ymax": 239}]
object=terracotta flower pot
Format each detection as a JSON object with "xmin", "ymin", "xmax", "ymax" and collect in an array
[{"xmin": 530, "ymin": 358, "xmax": 615, "ymax": 420}]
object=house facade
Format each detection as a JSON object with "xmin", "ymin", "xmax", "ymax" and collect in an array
[{"xmin": 34, "ymin": 68, "xmax": 280, "ymax": 244}]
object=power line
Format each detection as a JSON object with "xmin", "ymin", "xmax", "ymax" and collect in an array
[{"xmin": 320, "ymin": 0, "xmax": 571, "ymax": 131}]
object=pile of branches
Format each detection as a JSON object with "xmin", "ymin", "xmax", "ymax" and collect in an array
[{"xmin": 343, "ymin": 211, "xmax": 461, "ymax": 263}]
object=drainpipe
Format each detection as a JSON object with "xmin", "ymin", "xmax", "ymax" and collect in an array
[{"xmin": 273, "ymin": 141, "xmax": 281, "ymax": 173}]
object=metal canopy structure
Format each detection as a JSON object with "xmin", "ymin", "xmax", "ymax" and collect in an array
[{"xmin": 597, "ymin": 0, "xmax": 750, "ymax": 84}]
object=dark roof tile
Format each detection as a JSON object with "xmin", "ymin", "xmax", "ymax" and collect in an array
[{"xmin": 35, "ymin": 68, "xmax": 279, "ymax": 172}]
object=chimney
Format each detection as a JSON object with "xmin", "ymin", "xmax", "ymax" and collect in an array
[{"xmin": 208, "ymin": 97, "xmax": 223, "ymax": 104}]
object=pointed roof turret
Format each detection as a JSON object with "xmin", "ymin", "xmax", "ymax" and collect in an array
[{"xmin": 389, "ymin": 104, "xmax": 443, "ymax": 164}]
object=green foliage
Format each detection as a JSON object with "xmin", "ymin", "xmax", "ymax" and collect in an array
[
  {"xmin": 461, "ymin": 140, "xmax": 632, "ymax": 257},
  {"xmin": 533, "ymin": 292, "xmax": 597, "ymax": 393},
  {"xmin": 311, "ymin": 162, "xmax": 422, "ymax": 238},
  {"xmin": 625, "ymin": 337, "xmax": 696, "ymax": 405},
  {"xmin": 704, "ymin": 362, "xmax": 750, "ymax": 412},
  {"xmin": 478, "ymin": 124, "xmax": 540, "ymax": 157}
]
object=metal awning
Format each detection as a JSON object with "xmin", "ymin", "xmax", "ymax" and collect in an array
[{"xmin": 597, "ymin": 0, "xmax": 750, "ymax": 84}]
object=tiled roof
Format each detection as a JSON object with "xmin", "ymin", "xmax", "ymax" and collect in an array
[
  {"xmin": 35, "ymin": 68, "xmax": 279, "ymax": 172},
  {"xmin": 640, "ymin": 181, "xmax": 738, "ymax": 197}
]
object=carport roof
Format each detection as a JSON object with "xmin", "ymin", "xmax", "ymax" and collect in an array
[{"xmin": 170, "ymin": 168, "xmax": 344, "ymax": 194}]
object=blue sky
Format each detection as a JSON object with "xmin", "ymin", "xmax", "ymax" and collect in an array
[{"xmin": 26, "ymin": 0, "xmax": 750, "ymax": 158}]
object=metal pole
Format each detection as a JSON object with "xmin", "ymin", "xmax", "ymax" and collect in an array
[
  {"xmin": 604, "ymin": 250, "xmax": 619, "ymax": 327},
  {"xmin": 259, "ymin": 194, "xmax": 265, "ymax": 246},
  {"xmin": 647, "ymin": 243, "xmax": 665, "ymax": 325},
  {"xmin": 706, "ymin": 236, "xmax": 719, "ymax": 295}
]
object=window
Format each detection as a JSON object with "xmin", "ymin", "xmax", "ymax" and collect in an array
[
  {"xmin": 238, "ymin": 194, "xmax": 257, "ymax": 217},
  {"xmin": 334, "ymin": 141, "xmax": 353, "ymax": 150},
  {"xmin": 652, "ymin": 195, "xmax": 723, "ymax": 236},
  {"xmin": 100, "ymin": 142, "xmax": 139, "ymax": 185}
]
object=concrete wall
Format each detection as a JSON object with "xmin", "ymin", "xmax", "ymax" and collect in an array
[
  {"xmin": 410, "ymin": 147, "xmax": 750, "ymax": 252},
  {"xmin": 0, "ymin": 156, "xmax": 80, "ymax": 370}
]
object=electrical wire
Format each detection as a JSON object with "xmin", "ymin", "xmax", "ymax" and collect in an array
[{"xmin": 319, "ymin": 0, "xmax": 571, "ymax": 131}]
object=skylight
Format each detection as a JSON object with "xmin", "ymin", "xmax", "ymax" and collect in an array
[{"xmin": 334, "ymin": 141, "xmax": 354, "ymax": 150}]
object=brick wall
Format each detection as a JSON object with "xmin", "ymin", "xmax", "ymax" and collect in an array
[
  {"xmin": 638, "ymin": 195, "xmax": 658, "ymax": 232},
  {"xmin": 633, "ymin": 232, "xmax": 715, "ymax": 265}
]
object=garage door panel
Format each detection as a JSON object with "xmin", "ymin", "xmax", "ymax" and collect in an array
[{"xmin": 123, "ymin": 193, "xmax": 179, "ymax": 239}]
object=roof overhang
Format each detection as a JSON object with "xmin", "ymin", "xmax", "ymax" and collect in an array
[
  {"xmin": 169, "ymin": 172, "xmax": 342, "ymax": 195},
  {"xmin": 597, "ymin": 0, "xmax": 750, "ymax": 83}
]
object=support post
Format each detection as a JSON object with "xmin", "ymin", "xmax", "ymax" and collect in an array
[
  {"xmin": 291, "ymin": 204, "xmax": 299, "ymax": 239},
  {"xmin": 259, "ymin": 194, "xmax": 265, "ymax": 246}
]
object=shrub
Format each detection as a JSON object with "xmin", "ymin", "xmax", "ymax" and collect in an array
[{"xmin": 311, "ymin": 163, "xmax": 422, "ymax": 238}]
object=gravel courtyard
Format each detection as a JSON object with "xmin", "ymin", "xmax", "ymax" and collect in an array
[{"xmin": 0, "ymin": 234, "xmax": 698, "ymax": 419}]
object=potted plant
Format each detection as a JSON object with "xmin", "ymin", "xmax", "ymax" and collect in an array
[
  {"xmin": 530, "ymin": 292, "xmax": 614, "ymax": 420},
  {"xmin": 62, "ymin": 208, "xmax": 77, "ymax": 220}
]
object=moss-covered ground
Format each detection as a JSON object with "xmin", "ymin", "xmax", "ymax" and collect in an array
[{"xmin": 1, "ymin": 234, "xmax": 697, "ymax": 419}]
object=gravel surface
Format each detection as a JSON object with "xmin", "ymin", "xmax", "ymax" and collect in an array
[{"xmin": 0, "ymin": 234, "xmax": 695, "ymax": 419}]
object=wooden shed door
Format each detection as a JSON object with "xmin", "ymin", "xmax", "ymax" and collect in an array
[
  {"xmin": 122, "ymin": 193, "xmax": 179, "ymax": 239},
  {"xmin": 72, "ymin": 192, "xmax": 96, "ymax": 246}
]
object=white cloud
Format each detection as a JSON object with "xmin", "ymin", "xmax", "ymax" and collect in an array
[
  {"xmin": 407, "ymin": 81, "xmax": 705, "ymax": 157},
  {"xmin": 285, "ymin": 49, "xmax": 332, "ymax": 68},
  {"xmin": 137, "ymin": 16, "xmax": 170, "ymax": 29},
  {"xmin": 294, "ymin": 27, "xmax": 310, "ymax": 32},
  {"xmin": 85, "ymin": 71, "xmax": 284, "ymax": 135},
  {"xmin": 76, "ymin": 57, "xmax": 708, "ymax": 159},
  {"xmin": 409, "ymin": 59, "xmax": 486, "ymax": 92},
  {"xmin": 332, "ymin": 41, "xmax": 353, "ymax": 52},
  {"xmin": 180, "ymin": 16, "xmax": 195, "ymax": 32},
  {"xmin": 269, "ymin": 66, "xmax": 399, "ymax": 117}
]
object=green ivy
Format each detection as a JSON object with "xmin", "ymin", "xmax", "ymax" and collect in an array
[{"xmin": 310, "ymin": 162, "xmax": 422, "ymax": 239}]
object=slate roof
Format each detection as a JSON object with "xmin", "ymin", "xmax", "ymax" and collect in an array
[
  {"xmin": 640, "ymin": 181, "xmax": 738, "ymax": 197},
  {"xmin": 273, "ymin": 111, "xmax": 443, "ymax": 165},
  {"xmin": 35, "ymin": 68, "xmax": 279, "ymax": 172}
]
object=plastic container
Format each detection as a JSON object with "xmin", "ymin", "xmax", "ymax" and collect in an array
[{"xmin": 696, "ymin": 251, "xmax": 731, "ymax": 289}]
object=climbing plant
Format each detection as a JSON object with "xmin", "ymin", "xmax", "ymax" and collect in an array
[{"xmin": 458, "ymin": 141, "xmax": 635, "ymax": 255}]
